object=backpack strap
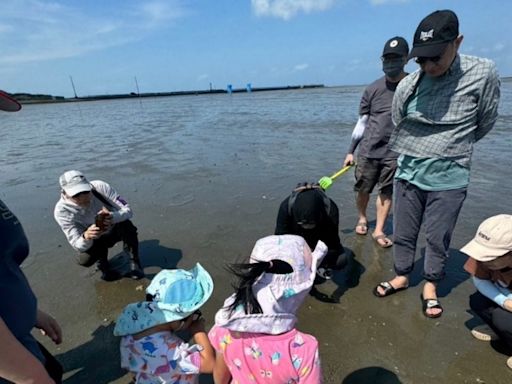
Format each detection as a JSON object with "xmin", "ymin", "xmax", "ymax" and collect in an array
[
  {"xmin": 288, "ymin": 183, "xmax": 330, "ymax": 217},
  {"xmin": 91, "ymin": 188, "xmax": 115, "ymax": 209}
]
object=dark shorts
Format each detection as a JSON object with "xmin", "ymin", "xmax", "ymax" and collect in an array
[{"xmin": 354, "ymin": 156, "xmax": 397, "ymax": 196}]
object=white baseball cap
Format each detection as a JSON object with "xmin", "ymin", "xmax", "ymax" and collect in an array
[
  {"xmin": 59, "ymin": 170, "xmax": 92, "ymax": 196},
  {"xmin": 460, "ymin": 214, "xmax": 512, "ymax": 262}
]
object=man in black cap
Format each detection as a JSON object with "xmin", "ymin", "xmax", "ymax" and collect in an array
[
  {"xmin": 373, "ymin": 10, "xmax": 500, "ymax": 319},
  {"xmin": 343, "ymin": 36, "xmax": 409, "ymax": 248}
]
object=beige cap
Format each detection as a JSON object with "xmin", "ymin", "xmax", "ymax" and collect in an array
[{"xmin": 460, "ymin": 214, "xmax": 512, "ymax": 262}]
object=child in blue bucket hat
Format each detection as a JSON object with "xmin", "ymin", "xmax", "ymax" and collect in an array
[{"xmin": 114, "ymin": 263, "xmax": 214, "ymax": 383}]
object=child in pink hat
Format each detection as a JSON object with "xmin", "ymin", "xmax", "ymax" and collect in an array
[{"xmin": 208, "ymin": 235, "xmax": 327, "ymax": 383}]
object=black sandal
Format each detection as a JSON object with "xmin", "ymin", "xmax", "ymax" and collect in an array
[
  {"xmin": 421, "ymin": 295, "xmax": 443, "ymax": 318},
  {"xmin": 373, "ymin": 281, "xmax": 408, "ymax": 298}
]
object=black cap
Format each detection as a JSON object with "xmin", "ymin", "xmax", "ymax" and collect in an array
[
  {"xmin": 382, "ymin": 36, "xmax": 409, "ymax": 57},
  {"xmin": 409, "ymin": 9, "xmax": 459, "ymax": 58}
]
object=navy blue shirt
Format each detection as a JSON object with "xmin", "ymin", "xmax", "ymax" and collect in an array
[{"xmin": 0, "ymin": 199, "xmax": 44, "ymax": 364}]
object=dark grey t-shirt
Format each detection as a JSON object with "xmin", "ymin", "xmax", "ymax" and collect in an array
[
  {"xmin": 348, "ymin": 76, "xmax": 399, "ymax": 159},
  {"xmin": 0, "ymin": 199, "xmax": 44, "ymax": 367}
]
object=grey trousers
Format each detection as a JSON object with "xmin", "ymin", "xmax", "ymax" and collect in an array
[{"xmin": 393, "ymin": 179, "xmax": 467, "ymax": 281}]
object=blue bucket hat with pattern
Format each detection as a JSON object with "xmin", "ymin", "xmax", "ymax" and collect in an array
[{"xmin": 114, "ymin": 263, "xmax": 214, "ymax": 336}]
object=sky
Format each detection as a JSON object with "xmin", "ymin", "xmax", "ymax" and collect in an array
[{"xmin": 0, "ymin": 0, "xmax": 510, "ymax": 98}]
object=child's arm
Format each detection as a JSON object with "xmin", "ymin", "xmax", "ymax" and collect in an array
[
  {"xmin": 213, "ymin": 352, "xmax": 231, "ymax": 384},
  {"xmin": 189, "ymin": 318, "xmax": 215, "ymax": 374}
]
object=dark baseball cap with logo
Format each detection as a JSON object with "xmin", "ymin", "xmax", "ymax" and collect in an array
[
  {"xmin": 409, "ymin": 9, "xmax": 459, "ymax": 59},
  {"xmin": 382, "ymin": 36, "xmax": 409, "ymax": 57}
]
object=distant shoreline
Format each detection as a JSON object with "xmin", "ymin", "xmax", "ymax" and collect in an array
[
  {"xmin": 15, "ymin": 84, "xmax": 325, "ymax": 105},
  {"xmin": 14, "ymin": 76, "xmax": 512, "ymax": 105}
]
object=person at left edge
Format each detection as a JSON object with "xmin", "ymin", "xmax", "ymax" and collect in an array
[
  {"xmin": 54, "ymin": 170, "xmax": 144, "ymax": 281},
  {"xmin": 0, "ymin": 90, "xmax": 63, "ymax": 384}
]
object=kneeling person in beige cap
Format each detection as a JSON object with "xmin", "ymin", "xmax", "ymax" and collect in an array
[
  {"xmin": 54, "ymin": 170, "xmax": 144, "ymax": 281},
  {"xmin": 461, "ymin": 214, "xmax": 512, "ymax": 370}
]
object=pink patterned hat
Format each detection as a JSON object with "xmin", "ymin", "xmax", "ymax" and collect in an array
[{"xmin": 214, "ymin": 235, "xmax": 327, "ymax": 334}]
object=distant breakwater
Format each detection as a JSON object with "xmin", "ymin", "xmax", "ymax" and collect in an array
[{"xmin": 17, "ymin": 84, "xmax": 325, "ymax": 105}]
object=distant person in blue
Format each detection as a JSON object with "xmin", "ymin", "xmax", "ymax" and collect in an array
[
  {"xmin": 343, "ymin": 36, "xmax": 409, "ymax": 248},
  {"xmin": 373, "ymin": 10, "xmax": 500, "ymax": 318},
  {"xmin": 0, "ymin": 92, "xmax": 63, "ymax": 383}
]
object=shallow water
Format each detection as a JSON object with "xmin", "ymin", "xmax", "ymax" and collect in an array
[{"xmin": 1, "ymin": 82, "xmax": 511, "ymax": 383}]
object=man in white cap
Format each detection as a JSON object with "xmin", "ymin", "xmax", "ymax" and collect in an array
[
  {"xmin": 461, "ymin": 214, "xmax": 512, "ymax": 370},
  {"xmin": 54, "ymin": 170, "xmax": 144, "ymax": 281},
  {"xmin": 0, "ymin": 92, "xmax": 63, "ymax": 383}
]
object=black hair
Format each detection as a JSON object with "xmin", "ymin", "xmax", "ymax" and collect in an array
[{"xmin": 226, "ymin": 259, "xmax": 293, "ymax": 315}]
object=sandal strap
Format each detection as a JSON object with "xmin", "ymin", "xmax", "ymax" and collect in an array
[
  {"xmin": 379, "ymin": 281, "xmax": 392, "ymax": 290},
  {"xmin": 425, "ymin": 299, "xmax": 441, "ymax": 308}
]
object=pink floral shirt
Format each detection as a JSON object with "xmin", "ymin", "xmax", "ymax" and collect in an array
[{"xmin": 209, "ymin": 325, "xmax": 322, "ymax": 383}]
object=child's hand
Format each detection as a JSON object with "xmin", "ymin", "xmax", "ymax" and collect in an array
[{"xmin": 188, "ymin": 316, "xmax": 206, "ymax": 335}]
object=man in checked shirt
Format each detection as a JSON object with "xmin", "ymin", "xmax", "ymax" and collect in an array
[{"xmin": 373, "ymin": 9, "xmax": 500, "ymax": 318}]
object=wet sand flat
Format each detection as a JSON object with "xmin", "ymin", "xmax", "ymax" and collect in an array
[{"xmin": 1, "ymin": 85, "xmax": 511, "ymax": 383}]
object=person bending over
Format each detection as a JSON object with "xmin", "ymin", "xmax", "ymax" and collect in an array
[{"xmin": 275, "ymin": 182, "xmax": 347, "ymax": 280}]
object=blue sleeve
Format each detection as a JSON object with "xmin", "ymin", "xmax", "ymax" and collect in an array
[{"xmin": 473, "ymin": 276, "xmax": 512, "ymax": 308}]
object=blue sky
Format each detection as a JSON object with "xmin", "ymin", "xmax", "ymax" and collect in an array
[{"xmin": 0, "ymin": 0, "xmax": 510, "ymax": 97}]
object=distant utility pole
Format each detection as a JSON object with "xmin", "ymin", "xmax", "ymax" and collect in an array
[
  {"xmin": 69, "ymin": 75, "xmax": 78, "ymax": 98},
  {"xmin": 134, "ymin": 76, "xmax": 140, "ymax": 95}
]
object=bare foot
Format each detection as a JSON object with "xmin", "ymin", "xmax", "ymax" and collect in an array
[
  {"xmin": 372, "ymin": 232, "xmax": 393, "ymax": 248},
  {"xmin": 355, "ymin": 221, "xmax": 368, "ymax": 235}
]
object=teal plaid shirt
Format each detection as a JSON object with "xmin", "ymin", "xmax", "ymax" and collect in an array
[{"xmin": 389, "ymin": 54, "xmax": 500, "ymax": 168}]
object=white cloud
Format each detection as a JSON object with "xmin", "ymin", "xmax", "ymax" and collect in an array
[
  {"xmin": 251, "ymin": 0, "xmax": 336, "ymax": 20},
  {"xmin": 370, "ymin": 0, "xmax": 409, "ymax": 5},
  {"xmin": 138, "ymin": 0, "xmax": 187, "ymax": 26},
  {"xmin": 197, "ymin": 74, "xmax": 209, "ymax": 81},
  {"xmin": 294, "ymin": 63, "xmax": 309, "ymax": 71},
  {"xmin": 0, "ymin": 0, "xmax": 187, "ymax": 65},
  {"xmin": 493, "ymin": 42, "xmax": 505, "ymax": 52}
]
